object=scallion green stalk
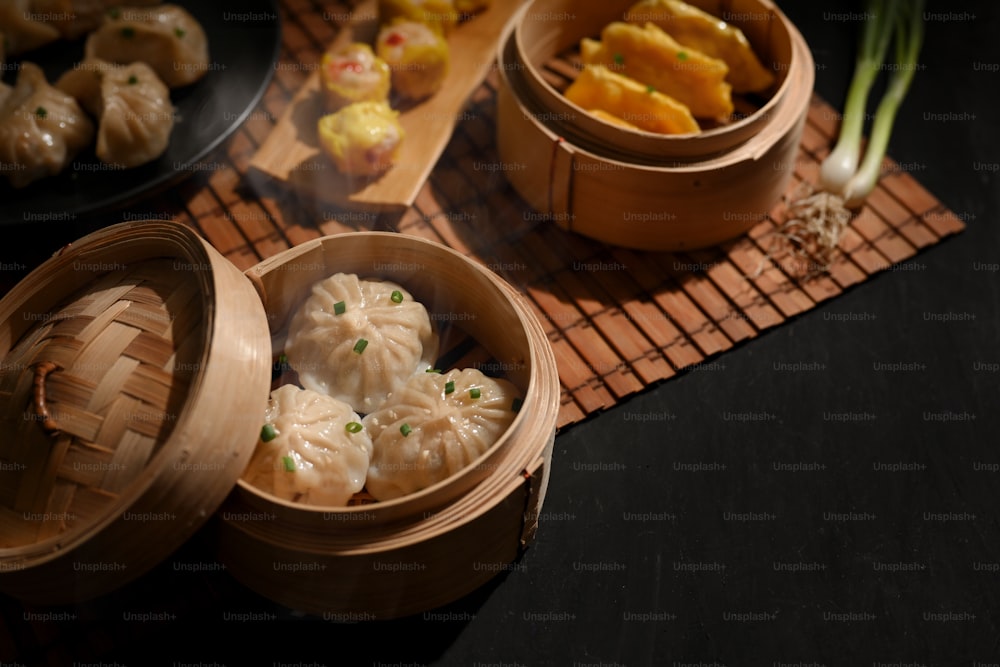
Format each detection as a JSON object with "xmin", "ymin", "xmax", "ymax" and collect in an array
[
  {"xmin": 819, "ymin": 0, "xmax": 900, "ymax": 195},
  {"xmin": 842, "ymin": 0, "xmax": 925, "ymax": 207}
]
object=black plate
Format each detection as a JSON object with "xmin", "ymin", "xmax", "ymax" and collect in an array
[{"xmin": 0, "ymin": 0, "xmax": 282, "ymax": 226}]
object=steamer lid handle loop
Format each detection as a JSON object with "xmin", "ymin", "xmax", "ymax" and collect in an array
[{"xmin": 32, "ymin": 361, "xmax": 62, "ymax": 436}]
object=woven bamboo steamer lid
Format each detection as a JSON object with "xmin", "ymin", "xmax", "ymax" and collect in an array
[
  {"xmin": 495, "ymin": 0, "xmax": 815, "ymax": 251},
  {"xmin": 0, "ymin": 221, "xmax": 271, "ymax": 605},
  {"xmin": 219, "ymin": 232, "xmax": 560, "ymax": 618}
]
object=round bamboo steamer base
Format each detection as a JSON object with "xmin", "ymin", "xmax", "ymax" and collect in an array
[
  {"xmin": 496, "ymin": 0, "xmax": 815, "ymax": 251},
  {"xmin": 218, "ymin": 232, "xmax": 560, "ymax": 619},
  {"xmin": 514, "ymin": 0, "xmax": 798, "ymax": 162},
  {"xmin": 0, "ymin": 222, "xmax": 271, "ymax": 605}
]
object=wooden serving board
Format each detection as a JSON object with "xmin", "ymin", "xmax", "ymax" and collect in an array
[{"xmin": 248, "ymin": 0, "xmax": 526, "ymax": 212}]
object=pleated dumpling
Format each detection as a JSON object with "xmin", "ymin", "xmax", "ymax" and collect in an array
[
  {"xmin": 581, "ymin": 21, "xmax": 733, "ymax": 120},
  {"xmin": 84, "ymin": 4, "xmax": 209, "ymax": 87},
  {"xmin": 0, "ymin": 0, "xmax": 60, "ymax": 56},
  {"xmin": 625, "ymin": 0, "xmax": 774, "ymax": 94},
  {"xmin": 27, "ymin": 0, "xmax": 165, "ymax": 39},
  {"xmin": 284, "ymin": 273, "xmax": 439, "ymax": 414},
  {"xmin": 0, "ymin": 63, "xmax": 95, "ymax": 188},
  {"xmin": 57, "ymin": 58, "xmax": 174, "ymax": 167},
  {"xmin": 243, "ymin": 385, "xmax": 374, "ymax": 507},
  {"xmin": 363, "ymin": 368, "xmax": 522, "ymax": 500}
]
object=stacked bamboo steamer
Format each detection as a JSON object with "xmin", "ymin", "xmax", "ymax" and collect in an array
[
  {"xmin": 496, "ymin": 0, "xmax": 815, "ymax": 251},
  {"xmin": 0, "ymin": 222, "xmax": 560, "ymax": 619}
]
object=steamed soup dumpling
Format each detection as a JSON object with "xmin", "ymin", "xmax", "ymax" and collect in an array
[
  {"xmin": 243, "ymin": 384, "xmax": 374, "ymax": 507},
  {"xmin": 0, "ymin": 63, "xmax": 95, "ymax": 188},
  {"xmin": 363, "ymin": 368, "xmax": 522, "ymax": 501},
  {"xmin": 284, "ymin": 273, "xmax": 439, "ymax": 414},
  {"xmin": 57, "ymin": 58, "xmax": 175, "ymax": 167},
  {"xmin": 0, "ymin": 0, "xmax": 60, "ymax": 56},
  {"xmin": 30, "ymin": 0, "xmax": 165, "ymax": 39},
  {"xmin": 84, "ymin": 4, "xmax": 209, "ymax": 87}
]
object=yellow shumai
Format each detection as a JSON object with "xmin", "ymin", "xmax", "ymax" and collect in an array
[
  {"xmin": 564, "ymin": 64, "xmax": 700, "ymax": 135},
  {"xmin": 625, "ymin": 0, "xmax": 775, "ymax": 93},
  {"xmin": 581, "ymin": 21, "xmax": 733, "ymax": 121},
  {"xmin": 317, "ymin": 101, "xmax": 405, "ymax": 177}
]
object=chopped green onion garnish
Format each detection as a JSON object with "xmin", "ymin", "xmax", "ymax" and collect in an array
[
  {"xmin": 174, "ymin": 27, "xmax": 186, "ymax": 38},
  {"xmin": 121, "ymin": 26, "xmax": 135, "ymax": 38},
  {"xmin": 345, "ymin": 421, "xmax": 363, "ymax": 433},
  {"xmin": 282, "ymin": 455, "xmax": 296, "ymax": 472},
  {"xmin": 127, "ymin": 75, "xmax": 138, "ymax": 85},
  {"xmin": 353, "ymin": 338, "xmax": 368, "ymax": 354},
  {"xmin": 444, "ymin": 380, "xmax": 455, "ymax": 394},
  {"xmin": 425, "ymin": 368, "xmax": 441, "ymax": 373},
  {"xmin": 512, "ymin": 397, "xmax": 524, "ymax": 412},
  {"xmin": 35, "ymin": 106, "xmax": 47, "ymax": 119},
  {"xmin": 613, "ymin": 52, "xmax": 624, "ymax": 65},
  {"xmin": 333, "ymin": 300, "xmax": 346, "ymax": 315},
  {"xmin": 260, "ymin": 424, "xmax": 277, "ymax": 442},
  {"xmin": 469, "ymin": 387, "xmax": 481, "ymax": 399},
  {"xmin": 390, "ymin": 290, "xmax": 403, "ymax": 303},
  {"xmin": 676, "ymin": 51, "xmax": 687, "ymax": 61},
  {"xmin": 645, "ymin": 84, "xmax": 655, "ymax": 94},
  {"xmin": 400, "ymin": 423, "xmax": 412, "ymax": 437}
]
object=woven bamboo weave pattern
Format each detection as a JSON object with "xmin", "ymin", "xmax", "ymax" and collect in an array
[{"xmin": 0, "ymin": 260, "xmax": 204, "ymax": 548}]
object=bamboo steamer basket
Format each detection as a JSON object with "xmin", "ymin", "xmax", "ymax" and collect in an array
[
  {"xmin": 0, "ymin": 222, "xmax": 560, "ymax": 619},
  {"xmin": 0, "ymin": 221, "xmax": 271, "ymax": 604},
  {"xmin": 218, "ymin": 232, "xmax": 560, "ymax": 619},
  {"xmin": 496, "ymin": 0, "xmax": 815, "ymax": 251}
]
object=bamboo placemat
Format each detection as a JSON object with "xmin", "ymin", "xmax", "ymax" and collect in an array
[{"xmin": 104, "ymin": 0, "xmax": 964, "ymax": 431}]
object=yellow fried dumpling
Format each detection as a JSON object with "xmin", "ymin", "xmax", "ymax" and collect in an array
[
  {"xmin": 625, "ymin": 0, "xmax": 775, "ymax": 93},
  {"xmin": 586, "ymin": 108, "xmax": 642, "ymax": 131},
  {"xmin": 564, "ymin": 64, "xmax": 699, "ymax": 135},
  {"xmin": 581, "ymin": 21, "xmax": 732, "ymax": 120},
  {"xmin": 317, "ymin": 101, "xmax": 405, "ymax": 176}
]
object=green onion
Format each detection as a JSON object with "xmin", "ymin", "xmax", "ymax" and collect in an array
[
  {"xmin": 400, "ymin": 423, "xmax": 412, "ymax": 437},
  {"xmin": 390, "ymin": 290, "xmax": 404, "ymax": 303},
  {"xmin": 127, "ymin": 75, "xmax": 138, "ymax": 85},
  {"xmin": 174, "ymin": 27, "xmax": 186, "ymax": 38},
  {"xmin": 771, "ymin": 0, "xmax": 924, "ymax": 277},
  {"xmin": 35, "ymin": 106, "xmax": 47, "ymax": 119},
  {"xmin": 676, "ymin": 51, "xmax": 687, "ymax": 61},
  {"xmin": 282, "ymin": 455, "xmax": 296, "ymax": 472},
  {"xmin": 818, "ymin": 0, "xmax": 901, "ymax": 196},
  {"xmin": 260, "ymin": 424, "xmax": 277, "ymax": 442},
  {"xmin": 425, "ymin": 368, "xmax": 441, "ymax": 373},
  {"xmin": 353, "ymin": 338, "xmax": 368, "ymax": 354},
  {"xmin": 469, "ymin": 387, "xmax": 481, "ymax": 399},
  {"xmin": 333, "ymin": 300, "xmax": 346, "ymax": 315},
  {"xmin": 841, "ymin": 0, "xmax": 925, "ymax": 207},
  {"xmin": 345, "ymin": 421, "xmax": 363, "ymax": 433},
  {"xmin": 645, "ymin": 84, "xmax": 655, "ymax": 94},
  {"xmin": 444, "ymin": 380, "xmax": 455, "ymax": 394},
  {"xmin": 613, "ymin": 52, "xmax": 624, "ymax": 66},
  {"xmin": 121, "ymin": 26, "xmax": 135, "ymax": 38}
]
